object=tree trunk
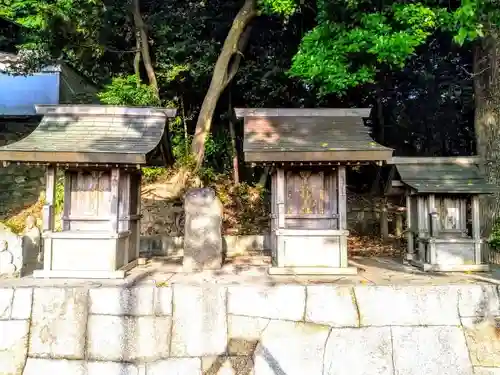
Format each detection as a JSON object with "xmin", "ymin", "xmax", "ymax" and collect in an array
[
  {"xmin": 474, "ymin": 30, "xmax": 500, "ymax": 235},
  {"xmin": 190, "ymin": 0, "xmax": 257, "ymax": 170},
  {"xmin": 228, "ymin": 86, "xmax": 239, "ymax": 184},
  {"xmin": 132, "ymin": 0, "xmax": 159, "ymax": 99},
  {"xmin": 134, "ymin": 31, "xmax": 141, "ymax": 86}
]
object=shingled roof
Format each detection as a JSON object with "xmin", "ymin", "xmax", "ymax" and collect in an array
[
  {"xmin": 0, "ymin": 105, "xmax": 177, "ymax": 165},
  {"xmin": 388, "ymin": 157, "xmax": 496, "ymax": 194},
  {"xmin": 236, "ymin": 108, "xmax": 393, "ymax": 163}
]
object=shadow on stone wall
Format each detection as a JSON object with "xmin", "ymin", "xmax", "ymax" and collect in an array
[
  {"xmin": 110, "ymin": 277, "xmax": 285, "ymax": 375},
  {"xmin": 3, "ymin": 281, "xmax": 500, "ymax": 374}
]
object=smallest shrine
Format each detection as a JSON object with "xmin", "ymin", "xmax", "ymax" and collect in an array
[
  {"xmin": 385, "ymin": 156, "xmax": 495, "ymax": 272},
  {"xmin": 0, "ymin": 105, "xmax": 176, "ymax": 279}
]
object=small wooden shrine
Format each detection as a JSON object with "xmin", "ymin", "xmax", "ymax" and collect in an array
[
  {"xmin": 385, "ymin": 156, "xmax": 495, "ymax": 272},
  {"xmin": 0, "ymin": 105, "xmax": 176, "ymax": 279},
  {"xmin": 237, "ymin": 108, "xmax": 393, "ymax": 275}
]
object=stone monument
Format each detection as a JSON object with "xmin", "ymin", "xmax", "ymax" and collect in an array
[
  {"xmin": 0, "ymin": 240, "xmax": 16, "ymax": 275},
  {"xmin": 21, "ymin": 215, "xmax": 42, "ymax": 276},
  {"xmin": 0, "ymin": 224, "xmax": 22, "ymax": 277},
  {"xmin": 183, "ymin": 187, "xmax": 223, "ymax": 272}
]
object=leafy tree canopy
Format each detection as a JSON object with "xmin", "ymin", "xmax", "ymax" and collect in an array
[{"xmin": 288, "ymin": 0, "xmax": 499, "ymax": 95}]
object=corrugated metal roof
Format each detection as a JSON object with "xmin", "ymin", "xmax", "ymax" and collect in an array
[
  {"xmin": 0, "ymin": 105, "xmax": 177, "ymax": 164},
  {"xmin": 240, "ymin": 112, "xmax": 392, "ymax": 162},
  {"xmin": 394, "ymin": 161, "xmax": 496, "ymax": 194}
]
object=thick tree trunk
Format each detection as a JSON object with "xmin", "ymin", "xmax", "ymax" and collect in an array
[
  {"xmin": 132, "ymin": 0, "xmax": 159, "ymax": 99},
  {"xmin": 474, "ymin": 30, "xmax": 500, "ymax": 235},
  {"xmin": 191, "ymin": 0, "xmax": 257, "ymax": 170}
]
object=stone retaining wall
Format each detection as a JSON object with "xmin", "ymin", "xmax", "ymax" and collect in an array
[
  {"xmin": 1, "ymin": 283, "xmax": 499, "ymax": 375},
  {"xmin": 0, "ymin": 119, "xmax": 44, "ymax": 219},
  {"xmin": 140, "ymin": 234, "xmax": 271, "ymax": 257}
]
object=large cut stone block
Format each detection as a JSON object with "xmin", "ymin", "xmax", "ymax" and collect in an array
[
  {"xmin": 253, "ymin": 320, "xmax": 330, "ymax": 375},
  {"xmin": 458, "ymin": 285, "xmax": 500, "ymax": 318},
  {"xmin": 0, "ymin": 288, "xmax": 14, "ymax": 319},
  {"xmin": 171, "ymin": 284, "xmax": 227, "ymax": 357},
  {"xmin": 0, "ymin": 288, "xmax": 33, "ymax": 320},
  {"xmin": 323, "ymin": 327, "xmax": 393, "ymax": 375},
  {"xmin": 228, "ymin": 315, "xmax": 270, "ymax": 355},
  {"xmin": 183, "ymin": 188, "xmax": 223, "ymax": 271},
  {"xmin": 474, "ymin": 368, "xmax": 500, "ymax": 375},
  {"xmin": 87, "ymin": 315, "xmax": 171, "ymax": 362},
  {"xmin": 87, "ymin": 361, "xmax": 142, "ymax": 375},
  {"xmin": 147, "ymin": 358, "xmax": 202, "ymax": 375},
  {"xmin": 355, "ymin": 286, "xmax": 460, "ymax": 326},
  {"xmin": 11, "ymin": 288, "xmax": 33, "ymax": 320},
  {"xmin": 23, "ymin": 358, "xmax": 86, "ymax": 375},
  {"xmin": 89, "ymin": 286, "xmax": 154, "ymax": 316},
  {"xmin": 392, "ymin": 326, "xmax": 473, "ymax": 375},
  {"xmin": 228, "ymin": 285, "xmax": 305, "ymax": 321},
  {"xmin": 306, "ymin": 286, "xmax": 359, "ymax": 327},
  {"xmin": 29, "ymin": 288, "xmax": 88, "ymax": 359},
  {"xmin": 0, "ymin": 320, "xmax": 29, "ymax": 375},
  {"xmin": 462, "ymin": 317, "xmax": 500, "ymax": 367},
  {"xmin": 154, "ymin": 286, "xmax": 173, "ymax": 315},
  {"xmin": 202, "ymin": 356, "xmax": 254, "ymax": 375}
]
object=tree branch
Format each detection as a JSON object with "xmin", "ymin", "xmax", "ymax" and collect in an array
[
  {"xmin": 134, "ymin": 31, "xmax": 141, "ymax": 86},
  {"xmin": 460, "ymin": 64, "xmax": 490, "ymax": 78},
  {"xmin": 190, "ymin": 0, "xmax": 258, "ymax": 169},
  {"xmin": 223, "ymin": 25, "xmax": 253, "ymax": 91},
  {"xmin": 132, "ymin": 0, "xmax": 159, "ymax": 100}
]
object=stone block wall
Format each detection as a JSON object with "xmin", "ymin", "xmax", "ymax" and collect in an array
[
  {"xmin": 0, "ymin": 283, "xmax": 499, "ymax": 375},
  {"xmin": 0, "ymin": 118, "xmax": 44, "ymax": 219},
  {"xmin": 140, "ymin": 234, "xmax": 271, "ymax": 257}
]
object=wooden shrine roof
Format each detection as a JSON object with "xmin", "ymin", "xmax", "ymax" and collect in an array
[
  {"xmin": 0, "ymin": 105, "xmax": 177, "ymax": 165},
  {"xmin": 236, "ymin": 108, "xmax": 393, "ymax": 163},
  {"xmin": 389, "ymin": 156, "xmax": 496, "ymax": 194}
]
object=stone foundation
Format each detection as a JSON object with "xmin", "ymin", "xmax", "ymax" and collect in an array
[
  {"xmin": 140, "ymin": 234, "xmax": 271, "ymax": 257},
  {"xmin": 0, "ymin": 283, "xmax": 499, "ymax": 375}
]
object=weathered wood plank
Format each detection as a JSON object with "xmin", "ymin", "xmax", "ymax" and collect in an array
[
  {"xmin": 42, "ymin": 166, "xmax": 57, "ymax": 273},
  {"xmin": 42, "ymin": 166, "xmax": 56, "ymax": 232},
  {"xmin": 276, "ymin": 168, "xmax": 285, "ymax": 229},
  {"xmin": 389, "ymin": 156, "xmax": 482, "ymax": 165},
  {"xmin": 35, "ymin": 104, "xmax": 177, "ymax": 117},
  {"xmin": 235, "ymin": 108, "xmax": 371, "ymax": 118},
  {"xmin": 245, "ymin": 150, "xmax": 392, "ymax": 162},
  {"xmin": 471, "ymin": 195, "xmax": 481, "ymax": 264},
  {"xmin": 62, "ymin": 172, "xmax": 72, "ymax": 231},
  {"xmin": 338, "ymin": 166, "xmax": 348, "ymax": 267},
  {"xmin": 110, "ymin": 168, "xmax": 120, "ymax": 233}
]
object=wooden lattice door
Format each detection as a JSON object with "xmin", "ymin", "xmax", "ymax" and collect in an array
[{"xmin": 284, "ymin": 169, "xmax": 338, "ymax": 230}]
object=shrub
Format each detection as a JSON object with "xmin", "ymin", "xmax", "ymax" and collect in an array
[{"xmin": 488, "ymin": 218, "xmax": 500, "ymax": 252}]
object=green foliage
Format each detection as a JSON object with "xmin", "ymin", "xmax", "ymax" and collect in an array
[
  {"xmin": 1, "ymin": 0, "xmax": 105, "ymax": 72},
  {"xmin": 289, "ymin": 0, "xmax": 500, "ymax": 95},
  {"xmin": 258, "ymin": 0, "xmax": 297, "ymax": 17},
  {"xmin": 97, "ymin": 75, "xmax": 161, "ymax": 106},
  {"xmin": 54, "ymin": 177, "xmax": 65, "ymax": 215},
  {"xmin": 488, "ymin": 218, "xmax": 500, "ymax": 252},
  {"xmin": 97, "ymin": 74, "xmax": 174, "ymax": 184},
  {"xmin": 203, "ymin": 131, "xmax": 233, "ymax": 172},
  {"xmin": 142, "ymin": 167, "xmax": 167, "ymax": 184},
  {"xmin": 2, "ymin": 219, "xmax": 24, "ymax": 234},
  {"xmin": 207, "ymin": 175, "xmax": 269, "ymax": 235},
  {"xmin": 289, "ymin": 3, "xmax": 440, "ymax": 95}
]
